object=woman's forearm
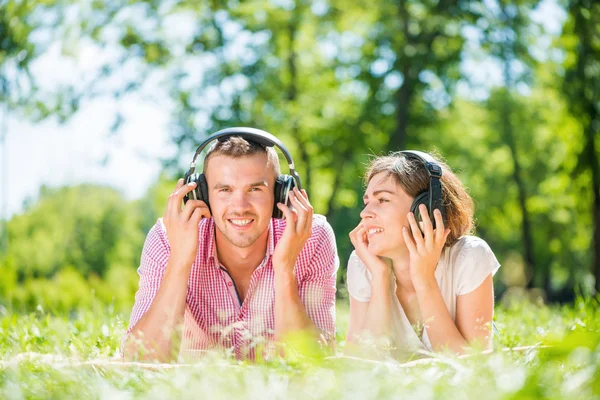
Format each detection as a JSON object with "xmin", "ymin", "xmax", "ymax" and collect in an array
[
  {"xmin": 362, "ymin": 273, "xmax": 393, "ymax": 340},
  {"xmin": 414, "ymin": 279, "xmax": 468, "ymax": 353}
]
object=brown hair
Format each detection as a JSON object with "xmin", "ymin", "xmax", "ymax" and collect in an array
[
  {"xmin": 203, "ymin": 136, "xmax": 281, "ymax": 176},
  {"xmin": 365, "ymin": 151, "xmax": 474, "ymax": 246}
]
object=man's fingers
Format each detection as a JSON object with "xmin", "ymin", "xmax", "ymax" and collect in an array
[
  {"xmin": 167, "ymin": 180, "xmax": 197, "ymax": 216},
  {"xmin": 182, "ymin": 200, "xmax": 210, "ymax": 220},
  {"xmin": 190, "ymin": 206, "xmax": 207, "ymax": 225},
  {"xmin": 176, "ymin": 181, "xmax": 198, "ymax": 200},
  {"xmin": 289, "ymin": 190, "xmax": 309, "ymax": 233},
  {"xmin": 277, "ymin": 202, "xmax": 297, "ymax": 225},
  {"xmin": 296, "ymin": 188, "xmax": 314, "ymax": 231}
]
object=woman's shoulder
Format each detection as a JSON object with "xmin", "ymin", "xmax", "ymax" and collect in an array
[
  {"xmin": 346, "ymin": 251, "xmax": 373, "ymax": 302},
  {"xmin": 447, "ymin": 235, "xmax": 501, "ymax": 295},
  {"xmin": 451, "ymin": 235, "xmax": 492, "ymax": 251}
]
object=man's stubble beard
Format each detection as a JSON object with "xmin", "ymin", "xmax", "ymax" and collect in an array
[{"xmin": 215, "ymin": 220, "xmax": 266, "ymax": 249}]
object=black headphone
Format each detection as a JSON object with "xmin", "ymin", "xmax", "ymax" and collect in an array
[
  {"xmin": 183, "ymin": 127, "xmax": 302, "ymax": 219},
  {"xmin": 398, "ymin": 150, "xmax": 448, "ymax": 230}
]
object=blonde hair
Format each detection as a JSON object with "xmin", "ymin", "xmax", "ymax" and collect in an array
[
  {"xmin": 365, "ymin": 151, "xmax": 474, "ymax": 246},
  {"xmin": 203, "ymin": 136, "xmax": 280, "ymax": 176}
]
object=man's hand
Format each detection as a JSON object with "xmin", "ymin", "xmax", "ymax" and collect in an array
[
  {"xmin": 163, "ymin": 179, "xmax": 211, "ymax": 268},
  {"xmin": 273, "ymin": 188, "xmax": 313, "ymax": 273}
]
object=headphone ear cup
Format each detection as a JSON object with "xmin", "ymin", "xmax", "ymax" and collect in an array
[
  {"xmin": 273, "ymin": 175, "xmax": 295, "ymax": 218},
  {"xmin": 184, "ymin": 173, "xmax": 210, "ymax": 212},
  {"xmin": 410, "ymin": 192, "xmax": 430, "ymax": 233},
  {"xmin": 183, "ymin": 172, "xmax": 198, "ymax": 204},
  {"xmin": 196, "ymin": 174, "xmax": 210, "ymax": 212}
]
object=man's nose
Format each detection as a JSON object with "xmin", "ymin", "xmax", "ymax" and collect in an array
[{"xmin": 231, "ymin": 190, "xmax": 251, "ymax": 209}]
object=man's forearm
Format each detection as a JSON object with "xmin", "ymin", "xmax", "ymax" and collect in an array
[
  {"xmin": 274, "ymin": 270, "xmax": 321, "ymax": 343},
  {"xmin": 123, "ymin": 260, "xmax": 190, "ymax": 362}
]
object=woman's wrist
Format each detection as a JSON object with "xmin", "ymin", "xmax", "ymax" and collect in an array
[
  {"xmin": 370, "ymin": 267, "xmax": 393, "ymax": 286},
  {"xmin": 412, "ymin": 275, "xmax": 438, "ymax": 294}
]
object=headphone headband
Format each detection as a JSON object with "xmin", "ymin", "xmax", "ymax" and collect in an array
[
  {"xmin": 399, "ymin": 150, "xmax": 442, "ymax": 179},
  {"xmin": 189, "ymin": 127, "xmax": 302, "ymax": 190}
]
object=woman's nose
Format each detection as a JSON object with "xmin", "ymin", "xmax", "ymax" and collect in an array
[{"xmin": 360, "ymin": 203, "xmax": 375, "ymax": 220}]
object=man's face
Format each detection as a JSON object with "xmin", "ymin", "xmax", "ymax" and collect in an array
[{"xmin": 205, "ymin": 153, "xmax": 276, "ymax": 249}]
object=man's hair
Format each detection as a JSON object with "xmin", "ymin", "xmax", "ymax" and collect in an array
[
  {"xmin": 364, "ymin": 151, "xmax": 474, "ymax": 246},
  {"xmin": 203, "ymin": 135, "xmax": 281, "ymax": 176}
]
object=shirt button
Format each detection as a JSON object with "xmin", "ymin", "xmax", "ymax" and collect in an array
[{"xmin": 227, "ymin": 282, "xmax": 233, "ymax": 287}]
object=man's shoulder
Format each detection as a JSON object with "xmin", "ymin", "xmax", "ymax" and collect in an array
[{"xmin": 309, "ymin": 214, "xmax": 335, "ymax": 240}]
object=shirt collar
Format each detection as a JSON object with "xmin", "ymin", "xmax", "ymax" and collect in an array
[{"xmin": 206, "ymin": 218, "xmax": 275, "ymax": 268}]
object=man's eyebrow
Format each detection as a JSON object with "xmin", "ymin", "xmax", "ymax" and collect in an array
[
  {"xmin": 213, "ymin": 183, "xmax": 230, "ymax": 190},
  {"xmin": 363, "ymin": 189, "xmax": 396, "ymax": 201},
  {"xmin": 248, "ymin": 180, "xmax": 269, "ymax": 188},
  {"xmin": 212, "ymin": 181, "xmax": 269, "ymax": 190}
]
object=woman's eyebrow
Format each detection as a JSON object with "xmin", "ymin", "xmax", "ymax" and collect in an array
[{"xmin": 363, "ymin": 189, "xmax": 396, "ymax": 201}]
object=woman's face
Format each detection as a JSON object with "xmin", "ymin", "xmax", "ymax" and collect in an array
[{"xmin": 360, "ymin": 172, "xmax": 414, "ymax": 258}]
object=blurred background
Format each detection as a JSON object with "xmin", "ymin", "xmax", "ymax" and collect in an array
[{"xmin": 0, "ymin": 0, "xmax": 598, "ymax": 316}]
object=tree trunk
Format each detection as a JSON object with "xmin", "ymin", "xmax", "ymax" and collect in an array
[
  {"xmin": 585, "ymin": 109, "xmax": 600, "ymax": 293},
  {"xmin": 285, "ymin": 11, "xmax": 312, "ymax": 194},
  {"xmin": 499, "ymin": 32, "xmax": 537, "ymax": 287}
]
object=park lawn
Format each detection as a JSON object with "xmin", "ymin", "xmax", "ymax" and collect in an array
[{"xmin": 0, "ymin": 297, "xmax": 598, "ymax": 399}]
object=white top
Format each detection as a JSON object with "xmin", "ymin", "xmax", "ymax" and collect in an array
[{"xmin": 346, "ymin": 235, "xmax": 500, "ymax": 359}]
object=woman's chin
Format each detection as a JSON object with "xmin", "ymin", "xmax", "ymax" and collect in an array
[{"xmin": 367, "ymin": 242, "xmax": 387, "ymax": 257}]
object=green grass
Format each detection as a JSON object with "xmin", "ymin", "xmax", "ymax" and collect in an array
[{"xmin": 0, "ymin": 297, "xmax": 599, "ymax": 399}]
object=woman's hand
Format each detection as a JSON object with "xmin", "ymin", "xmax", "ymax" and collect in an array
[
  {"xmin": 349, "ymin": 222, "xmax": 391, "ymax": 278},
  {"xmin": 402, "ymin": 204, "xmax": 450, "ymax": 288}
]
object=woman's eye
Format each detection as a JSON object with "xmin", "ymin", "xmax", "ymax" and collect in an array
[{"xmin": 378, "ymin": 198, "xmax": 388, "ymax": 204}]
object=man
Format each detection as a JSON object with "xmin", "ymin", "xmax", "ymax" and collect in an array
[{"xmin": 121, "ymin": 130, "xmax": 338, "ymax": 361}]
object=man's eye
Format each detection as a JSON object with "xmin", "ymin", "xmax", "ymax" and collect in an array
[
  {"xmin": 378, "ymin": 198, "xmax": 388, "ymax": 203},
  {"xmin": 219, "ymin": 188, "xmax": 230, "ymax": 193},
  {"xmin": 250, "ymin": 187, "xmax": 262, "ymax": 192}
]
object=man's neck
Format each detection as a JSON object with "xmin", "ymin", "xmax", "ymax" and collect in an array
[{"xmin": 215, "ymin": 228, "xmax": 269, "ymax": 274}]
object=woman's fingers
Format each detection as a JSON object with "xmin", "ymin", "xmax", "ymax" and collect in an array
[
  {"xmin": 419, "ymin": 204, "xmax": 434, "ymax": 249},
  {"xmin": 402, "ymin": 227, "xmax": 417, "ymax": 254},
  {"xmin": 407, "ymin": 212, "xmax": 425, "ymax": 251},
  {"xmin": 433, "ymin": 209, "xmax": 446, "ymax": 243}
]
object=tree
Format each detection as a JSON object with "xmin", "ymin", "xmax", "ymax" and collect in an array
[
  {"xmin": 5, "ymin": 184, "xmax": 144, "ymax": 279},
  {"xmin": 561, "ymin": 0, "xmax": 600, "ymax": 293}
]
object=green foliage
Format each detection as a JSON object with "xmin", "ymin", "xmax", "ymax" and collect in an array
[{"xmin": 5, "ymin": 184, "xmax": 144, "ymax": 279}]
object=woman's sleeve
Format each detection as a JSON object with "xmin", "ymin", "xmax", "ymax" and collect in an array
[
  {"xmin": 454, "ymin": 237, "xmax": 501, "ymax": 296},
  {"xmin": 346, "ymin": 251, "xmax": 373, "ymax": 302}
]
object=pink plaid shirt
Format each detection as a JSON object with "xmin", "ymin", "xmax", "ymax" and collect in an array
[{"xmin": 123, "ymin": 214, "xmax": 338, "ymax": 359}]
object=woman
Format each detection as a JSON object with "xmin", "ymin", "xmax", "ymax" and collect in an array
[{"xmin": 346, "ymin": 151, "xmax": 500, "ymax": 360}]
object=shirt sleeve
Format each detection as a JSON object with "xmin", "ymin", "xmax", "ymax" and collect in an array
[
  {"xmin": 346, "ymin": 251, "xmax": 373, "ymax": 302},
  {"xmin": 454, "ymin": 237, "xmax": 501, "ymax": 296},
  {"xmin": 297, "ymin": 215, "xmax": 339, "ymax": 342},
  {"xmin": 120, "ymin": 219, "xmax": 170, "ymax": 354}
]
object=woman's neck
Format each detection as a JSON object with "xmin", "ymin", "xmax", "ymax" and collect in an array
[{"xmin": 388, "ymin": 250, "xmax": 415, "ymax": 292}]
